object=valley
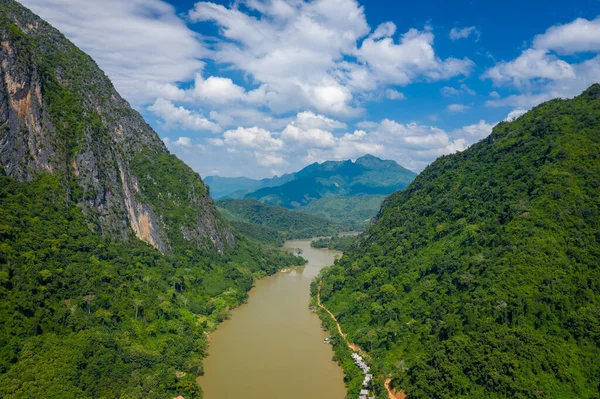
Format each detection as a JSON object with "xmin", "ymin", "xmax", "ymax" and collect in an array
[
  {"xmin": 197, "ymin": 239, "xmax": 346, "ymax": 399},
  {"xmin": 1, "ymin": 1, "xmax": 600, "ymax": 399}
]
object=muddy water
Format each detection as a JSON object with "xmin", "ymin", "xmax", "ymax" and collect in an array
[{"xmin": 198, "ymin": 239, "xmax": 347, "ymax": 399}]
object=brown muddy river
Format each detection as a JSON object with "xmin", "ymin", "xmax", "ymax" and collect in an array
[{"xmin": 197, "ymin": 239, "xmax": 347, "ymax": 399}]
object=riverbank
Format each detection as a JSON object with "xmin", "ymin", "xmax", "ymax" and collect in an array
[
  {"xmin": 314, "ymin": 281, "xmax": 406, "ymax": 399},
  {"xmin": 198, "ymin": 239, "xmax": 346, "ymax": 399}
]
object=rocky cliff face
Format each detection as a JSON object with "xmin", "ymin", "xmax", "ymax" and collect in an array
[{"xmin": 0, "ymin": 0, "xmax": 233, "ymax": 252}]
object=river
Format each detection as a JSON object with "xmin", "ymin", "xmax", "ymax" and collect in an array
[{"xmin": 197, "ymin": 239, "xmax": 347, "ymax": 399}]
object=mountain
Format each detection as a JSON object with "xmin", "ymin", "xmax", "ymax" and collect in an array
[
  {"xmin": 217, "ymin": 198, "xmax": 349, "ymax": 245},
  {"xmin": 245, "ymin": 155, "xmax": 417, "ymax": 208},
  {"xmin": 0, "ymin": 2, "xmax": 303, "ymax": 398},
  {"xmin": 317, "ymin": 86, "xmax": 600, "ymax": 398},
  {"xmin": 205, "ymin": 173, "xmax": 296, "ymax": 199},
  {"xmin": 0, "ymin": 0, "xmax": 233, "ymax": 254},
  {"xmin": 299, "ymin": 195, "xmax": 387, "ymax": 230}
]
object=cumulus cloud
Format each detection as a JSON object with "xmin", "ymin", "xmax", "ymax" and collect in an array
[
  {"xmin": 294, "ymin": 111, "xmax": 347, "ymax": 131},
  {"xmin": 533, "ymin": 17, "xmax": 600, "ymax": 54},
  {"xmin": 354, "ymin": 25, "xmax": 474, "ymax": 87},
  {"xmin": 223, "ymin": 127, "xmax": 284, "ymax": 152},
  {"xmin": 191, "ymin": 74, "xmax": 247, "ymax": 104},
  {"xmin": 456, "ymin": 120, "xmax": 494, "ymax": 139},
  {"xmin": 483, "ymin": 17, "xmax": 600, "ymax": 109},
  {"xmin": 483, "ymin": 49, "xmax": 575, "ymax": 86},
  {"xmin": 188, "ymin": 0, "xmax": 370, "ymax": 115},
  {"xmin": 449, "ymin": 26, "xmax": 479, "ymax": 41},
  {"xmin": 188, "ymin": 1, "xmax": 472, "ymax": 115},
  {"xmin": 149, "ymin": 98, "xmax": 221, "ymax": 133},
  {"xmin": 20, "ymin": 0, "xmax": 205, "ymax": 105}
]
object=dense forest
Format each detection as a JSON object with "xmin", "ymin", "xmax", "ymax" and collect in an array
[
  {"xmin": 0, "ymin": 2, "xmax": 305, "ymax": 398},
  {"xmin": 217, "ymin": 198, "xmax": 348, "ymax": 245},
  {"xmin": 0, "ymin": 173, "xmax": 304, "ymax": 398},
  {"xmin": 317, "ymin": 86, "xmax": 600, "ymax": 398},
  {"xmin": 311, "ymin": 234, "xmax": 357, "ymax": 252},
  {"xmin": 300, "ymin": 195, "xmax": 386, "ymax": 229}
]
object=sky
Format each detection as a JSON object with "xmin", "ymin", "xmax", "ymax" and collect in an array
[{"xmin": 20, "ymin": 0, "xmax": 600, "ymax": 178}]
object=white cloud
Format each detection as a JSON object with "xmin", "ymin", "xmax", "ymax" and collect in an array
[
  {"xmin": 280, "ymin": 125, "xmax": 337, "ymax": 148},
  {"xmin": 188, "ymin": 1, "xmax": 472, "ymax": 115},
  {"xmin": 385, "ymin": 89, "xmax": 406, "ymax": 100},
  {"xmin": 455, "ymin": 120, "xmax": 494, "ymax": 139},
  {"xmin": 441, "ymin": 86, "xmax": 460, "ymax": 96},
  {"xmin": 448, "ymin": 103, "xmax": 471, "ymax": 112},
  {"xmin": 188, "ymin": 0, "xmax": 370, "ymax": 115},
  {"xmin": 256, "ymin": 153, "xmax": 285, "ymax": 167},
  {"xmin": 20, "ymin": 0, "xmax": 205, "ymax": 106},
  {"xmin": 483, "ymin": 17, "xmax": 600, "ymax": 109},
  {"xmin": 163, "ymin": 136, "xmax": 206, "ymax": 150},
  {"xmin": 191, "ymin": 74, "xmax": 247, "ymax": 104},
  {"xmin": 483, "ymin": 49, "xmax": 575, "ymax": 87},
  {"xmin": 441, "ymin": 84, "xmax": 475, "ymax": 96},
  {"xmin": 504, "ymin": 109, "xmax": 528, "ymax": 121},
  {"xmin": 372, "ymin": 21, "xmax": 397, "ymax": 40},
  {"xmin": 295, "ymin": 111, "xmax": 347, "ymax": 131},
  {"xmin": 533, "ymin": 17, "xmax": 600, "ymax": 54},
  {"xmin": 449, "ymin": 26, "xmax": 479, "ymax": 41},
  {"xmin": 354, "ymin": 26, "xmax": 474, "ymax": 87},
  {"xmin": 149, "ymin": 98, "xmax": 221, "ymax": 133},
  {"xmin": 223, "ymin": 127, "xmax": 284, "ymax": 152}
]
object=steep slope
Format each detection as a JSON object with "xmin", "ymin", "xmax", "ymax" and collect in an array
[
  {"xmin": 0, "ymin": 2, "xmax": 304, "ymax": 398},
  {"xmin": 0, "ymin": 0, "xmax": 231, "ymax": 253},
  {"xmin": 245, "ymin": 155, "xmax": 416, "ymax": 208},
  {"xmin": 0, "ymin": 172, "xmax": 303, "ymax": 399},
  {"xmin": 217, "ymin": 198, "xmax": 348, "ymax": 243},
  {"xmin": 317, "ymin": 86, "xmax": 600, "ymax": 398}
]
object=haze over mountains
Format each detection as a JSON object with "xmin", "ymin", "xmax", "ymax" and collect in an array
[
  {"xmin": 206, "ymin": 155, "xmax": 417, "ymax": 228},
  {"xmin": 207, "ymin": 155, "xmax": 416, "ymax": 204}
]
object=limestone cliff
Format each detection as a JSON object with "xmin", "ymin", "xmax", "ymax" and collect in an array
[{"xmin": 0, "ymin": 0, "xmax": 233, "ymax": 252}]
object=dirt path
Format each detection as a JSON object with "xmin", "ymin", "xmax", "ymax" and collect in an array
[
  {"xmin": 318, "ymin": 281, "xmax": 407, "ymax": 399},
  {"xmin": 317, "ymin": 282, "xmax": 360, "ymax": 352},
  {"xmin": 385, "ymin": 378, "xmax": 407, "ymax": 399}
]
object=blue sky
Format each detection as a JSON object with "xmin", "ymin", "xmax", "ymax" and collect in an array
[{"xmin": 20, "ymin": 0, "xmax": 600, "ymax": 178}]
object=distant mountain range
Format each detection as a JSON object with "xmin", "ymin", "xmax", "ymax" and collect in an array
[
  {"xmin": 204, "ymin": 174, "xmax": 296, "ymax": 200},
  {"xmin": 206, "ymin": 155, "xmax": 417, "ymax": 207}
]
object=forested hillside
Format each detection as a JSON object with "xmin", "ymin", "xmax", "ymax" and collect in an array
[
  {"xmin": 317, "ymin": 86, "xmax": 600, "ymax": 398},
  {"xmin": 299, "ymin": 195, "xmax": 386, "ymax": 229},
  {"xmin": 0, "ymin": 1, "xmax": 304, "ymax": 398},
  {"xmin": 0, "ymin": 173, "xmax": 303, "ymax": 399},
  {"xmin": 217, "ymin": 198, "xmax": 348, "ymax": 245},
  {"xmin": 0, "ymin": 0, "xmax": 232, "ymax": 253}
]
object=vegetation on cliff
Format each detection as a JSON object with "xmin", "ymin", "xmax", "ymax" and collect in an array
[
  {"xmin": 318, "ymin": 86, "xmax": 600, "ymax": 398},
  {"xmin": 0, "ymin": 2, "xmax": 304, "ymax": 398}
]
